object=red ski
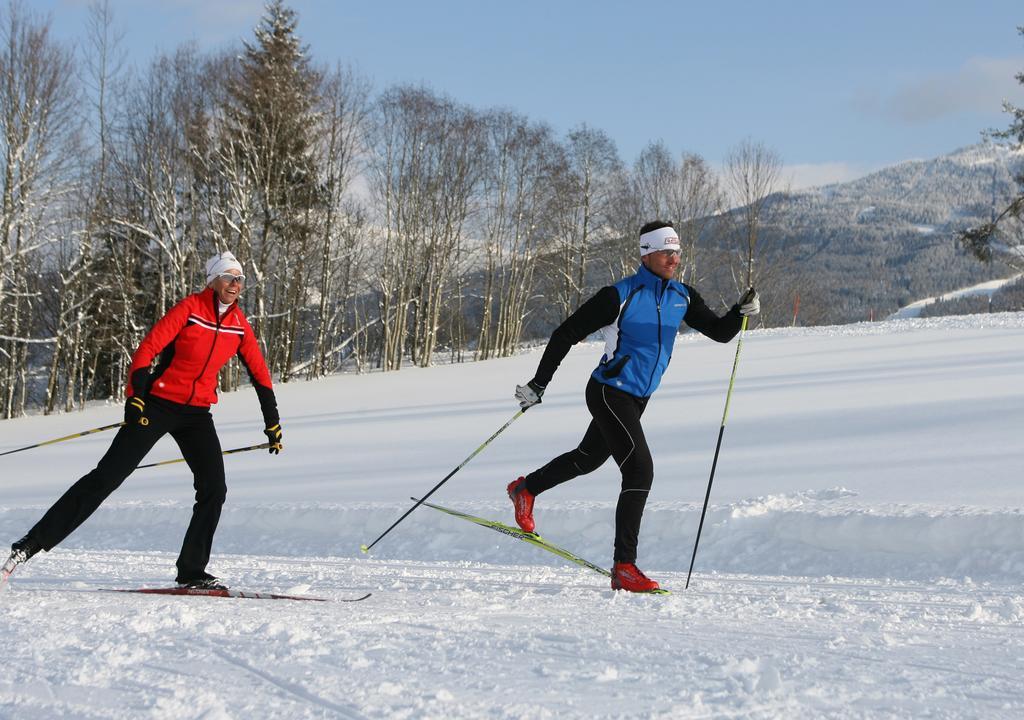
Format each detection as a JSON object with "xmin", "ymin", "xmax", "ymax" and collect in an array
[{"xmin": 102, "ymin": 587, "xmax": 371, "ymax": 602}]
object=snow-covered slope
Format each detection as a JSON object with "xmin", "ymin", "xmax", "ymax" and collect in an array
[
  {"xmin": 889, "ymin": 274, "xmax": 1024, "ymax": 319},
  {"xmin": 2, "ymin": 313, "xmax": 1023, "ymax": 718}
]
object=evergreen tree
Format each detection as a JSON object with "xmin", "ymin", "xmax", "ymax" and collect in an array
[
  {"xmin": 960, "ymin": 25, "xmax": 1024, "ymax": 274},
  {"xmin": 228, "ymin": 0, "xmax": 319, "ymax": 216},
  {"xmin": 220, "ymin": 0, "xmax": 322, "ymax": 376}
]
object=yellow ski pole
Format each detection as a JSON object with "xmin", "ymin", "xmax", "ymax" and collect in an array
[
  {"xmin": 685, "ymin": 302, "xmax": 752, "ymax": 590},
  {"xmin": 136, "ymin": 443, "xmax": 272, "ymax": 470},
  {"xmin": 0, "ymin": 422, "xmax": 125, "ymax": 458}
]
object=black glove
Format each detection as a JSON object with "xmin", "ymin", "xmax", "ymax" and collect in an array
[
  {"xmin": 124, "ymin": 397, "xmax": 148, "ymax": 426},
  {"xmin": 514, "ymin": 380, "xmax": 546, "ymax": 410},
  {"xmin": 263, "ymin": 423, "xmax": 283, "ymax": 454}
]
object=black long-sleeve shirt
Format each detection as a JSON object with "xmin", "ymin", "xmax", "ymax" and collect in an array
[{"xmin": 533, "ymin": 284, "xmax": 743, "ymax": 388}]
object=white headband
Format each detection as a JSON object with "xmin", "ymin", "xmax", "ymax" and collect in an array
[
  {"xmin": 205, "ymin": 251, "xmax": 243, "ymax": 283},
  {"xmin": 639, "ymin": 226, "xmax": 681, "ymax": 256}
]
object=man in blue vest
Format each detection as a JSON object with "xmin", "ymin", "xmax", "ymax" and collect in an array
[{"xmin": 509, "ymin": 220, "xmax": 760, "ymax": 592}]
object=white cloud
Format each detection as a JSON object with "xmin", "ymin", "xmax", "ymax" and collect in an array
[{"xmin": 855, "ymin": 56, "xmax": 1024, "ymax": 124}]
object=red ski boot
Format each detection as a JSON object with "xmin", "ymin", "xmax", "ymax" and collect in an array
[
  {"xmin": 610, "ymin": 562, "xmax": 661, "ymax": 593},
  {"xmin": 507, "ymin": 477, "xmax": 536, "ymax": 533}
]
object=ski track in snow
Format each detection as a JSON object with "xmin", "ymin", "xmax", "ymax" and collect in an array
[
  {"xmin": 2, "ymin": 550, "xmax": 1023, "ymax": 720},
  {"xmin": 1, "ymin": 313, "xmax": 1023, "ymax": 718}
]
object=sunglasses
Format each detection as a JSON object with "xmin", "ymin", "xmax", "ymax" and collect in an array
[
  {"xmin": 653, "ymin": 249, "xmax": 681, "ymax": 259},
  {"xmin": 217, "ymin": 273, "xmax": 245, "ymax": 284}
]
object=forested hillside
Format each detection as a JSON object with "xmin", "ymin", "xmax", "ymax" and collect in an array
[{"xmin": 686, "ymin": 143, "xmax": 1023, "ymax": 326}]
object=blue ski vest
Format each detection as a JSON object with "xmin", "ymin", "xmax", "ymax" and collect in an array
[{"xmin": 590, "ymin": 264, "xmax": 690, "ymax": 398}]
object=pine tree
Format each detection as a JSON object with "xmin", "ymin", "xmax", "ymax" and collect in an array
[
  {"xmin": 960, "ymin": 26, "xmax": 1024, "ymax": 274},
  {"xmin": 228, "ymin": 1, "xmax": 319, "ymax": 216},
  {"xmin": 220, "ymin": 0, "xmax": 322, "ymax": 377}
]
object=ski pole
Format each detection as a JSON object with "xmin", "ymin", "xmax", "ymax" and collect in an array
[
  {"xmin": 685, "ymin": 312, "xmax": 750, "ymax": 590},
  {"xmin": 136, "ymin": 442, "xmax": 272, "ymax": 470},
  {"xmin": 361, "ymin": 408, "xmax": 526, "ymax": 554},
  {"xmin": 0, "ymin": 422, "xmax": 125, "ymax": 458}
]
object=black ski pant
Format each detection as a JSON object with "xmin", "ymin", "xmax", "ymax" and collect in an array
[
  {"xmin": 25, "ymin": 396, "xmax": 227, "ymax": 581},
  {"xmin": 524, "ymin": 378, "xmax": 653, "ymax": 564}
]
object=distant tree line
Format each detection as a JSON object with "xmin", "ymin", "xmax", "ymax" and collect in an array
[
  {"xmin": 0, "ymin": 0, "xmax": 799, "ymax": 418},
  {"xmin": 917, "ymin": 278, "xmax": 1024, "ymax": 318}
]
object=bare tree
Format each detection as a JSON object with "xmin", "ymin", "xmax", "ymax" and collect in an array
[
  {"xmin": 74, "ymin": 44, "xmax": 215, "ymax": 405},
  {"xmin": 0, "ymin": 1, "xmax": 80, "ymax": 417},
  {"xmin": 370, "ymin": 86, "xmax": 483, "ymax": 369},
  {"xmin": 304, "ymin": 62, "xmax": 372, "ymax": 378},
  {"xmin": 628, "ymin": 141, "xmax": 724, "ymax": 282},
  {"xmin": 633, "ymin": 141, "xmax": 676, "ymax": 218},
  {"xmin": 546, "ymin": 124, "xmax": 621, "ymax": 321},
  {"xmin": 475, "ymin": 110, "xmax": 557, "ymax": 359},
  {"xmin": 670, "ymin": 153, "xmax": 723, "ymax": 281},
  {"xmin": 44, "ymin": 0, "xmax": 126, "ymax": 413},
  {"xmin": 723, "ymin": 138, "xmax": 783, "ymax": 291}
]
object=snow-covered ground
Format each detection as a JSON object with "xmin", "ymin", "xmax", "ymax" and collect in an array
[{"xmin": 2, "ymin": 313, "xmax": 1023, "ymax": 718}]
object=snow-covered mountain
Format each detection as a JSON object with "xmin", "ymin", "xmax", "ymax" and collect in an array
[
  {"xmin": 807, "ymin": 142, "xmax": 1024, "ymax": 212},
  {"xmin": 702, "ymin": 142, "xmax": 1024, "ymax": 325}
]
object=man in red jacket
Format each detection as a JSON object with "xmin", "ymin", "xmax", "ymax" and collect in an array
[{"xmin": 5, "ymin": 251, "xmax": 282, "ymax": 589}]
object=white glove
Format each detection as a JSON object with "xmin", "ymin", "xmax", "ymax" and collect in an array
[
  {"xmin": 738, "ymin": 288, "xmax": 760, "ymax": 317},
  {"xmin": 514, "ymin": 380, "xmax": 545, "ymax": 410}
]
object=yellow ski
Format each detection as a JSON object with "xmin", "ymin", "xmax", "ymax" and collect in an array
[{"xmin": 416, "ymin": 498, "xmax": 670, "ymax": 594}]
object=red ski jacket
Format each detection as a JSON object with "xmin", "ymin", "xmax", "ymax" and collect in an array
[{"xmin": 126, "ymin": 289, "xmax": 277, "ymax": 424}]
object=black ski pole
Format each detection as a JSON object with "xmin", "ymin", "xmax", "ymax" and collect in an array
[
  {"xmin": 0, "ymin": 422, "xmax": 125, "ymax": 458},
  {"xmin": 136, "ymin": 442, "xmax": 272, "ymax": 469},
  {"xmin": 685, "ymin": 311, "xmax": 751, "ymax": 589},
  {"xmin": 361, "ymin": 408, "xmax": 526, "ymax": 554}
]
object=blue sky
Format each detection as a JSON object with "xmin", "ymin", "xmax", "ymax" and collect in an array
[{"xmin": 40, "ymin": 1, "xmax": 1024, "ymax": 188}]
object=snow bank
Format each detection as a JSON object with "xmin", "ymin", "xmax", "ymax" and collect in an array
[{"xmin": 4, "ymin": 488, "xmax": 1021, "ymax": 583}]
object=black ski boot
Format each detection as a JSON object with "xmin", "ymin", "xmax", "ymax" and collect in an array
[
  {"xmin": 10, "ymin": 535, "xmax": 42, "ymax": 564},
  {"xmin": 176, "ymin": 572, "xmax": 228, "ymax": 590},
  {"xmin": 1, "ymin": 535, "xmax": 42, "ymax": 587}
]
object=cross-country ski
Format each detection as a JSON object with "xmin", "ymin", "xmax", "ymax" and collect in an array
[
  {"xmin": 418, "ymin": 497, "xmax": 614, "ymax": 577},
  {"xmin": 416, "ymin": 498, "xmax": 671, "ymax": 594},
  {"xmin": 99, "ymin": 587, "xmax": 372, "ymax": 602}
]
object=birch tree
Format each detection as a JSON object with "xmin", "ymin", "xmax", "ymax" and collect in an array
[
  {"xmin": 631, "ymin": 141, "xmax": 723, "ymax": 281},
  {"xmin": 304, "ymin": 63, "xmax": 372, "ymax": 378},
  {"xmin": 724, "ymin": 138, "xmax": 783, "ymax": 290},
  {"xmin": 370, "ymin": 86, "xmax": 482, "ymax": 369},
  {"xmin": 44, "ymin": 0, "xmax": 126, "ymax": 413},
  {"xmin": 475, "ymin": 110, "xmax": 557, "ymax": 359},
  {"xmin": 0, "ymin": 1, "xmax": 79, "ymax": 417},
  {"xmin": 546, "ymin": 124, "xmax": 621, "ymax": 320}
]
